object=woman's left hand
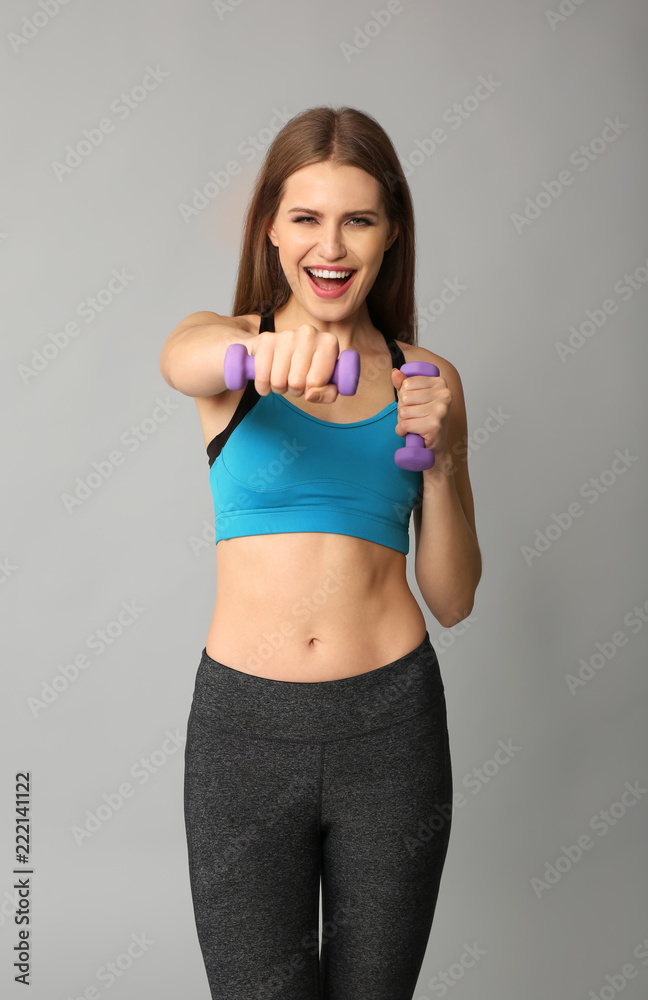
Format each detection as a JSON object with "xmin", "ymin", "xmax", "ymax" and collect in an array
[{"xmin": 391, "ymin": 367, "xmax": 452, "ymax": 459}]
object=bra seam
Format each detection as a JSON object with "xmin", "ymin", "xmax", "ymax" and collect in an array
[
  {"xmin": 214, "ymin": 506, "xmax": 411, "ymax": 529},
  {"xmin": 214, "ymin": 447, "xmax": 418, "ymax": 501}
]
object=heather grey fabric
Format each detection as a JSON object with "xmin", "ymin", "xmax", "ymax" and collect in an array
[{"xmin": 183, "ymin": 631, "xmax": 452, "ymax": 999}]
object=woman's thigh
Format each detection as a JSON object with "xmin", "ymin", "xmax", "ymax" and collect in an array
[
  {"xmin": 184, "ymin": 704, "xmax": 323, "ymax": 999},
  {"xmin": 183, "ymin": 631, "xmax": 452, "ymax": 999},
  {"xmin": 319, "ymin": 696, "xmax": 453, "ymax": 1000}
]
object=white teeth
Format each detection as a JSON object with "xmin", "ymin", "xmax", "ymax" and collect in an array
[{"xmin": 306, "ymin": 267, "xmax": 353, "ymax": 279}]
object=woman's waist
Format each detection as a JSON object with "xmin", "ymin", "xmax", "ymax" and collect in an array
[
  {"xmin": 207, "ymin": 589, "xmax": 426, "ymax": 681},
  {"xmin": 194, "ymin": 623, "xmax": 445, "ymax": 740},
  {"xmin": 216, "ymin": 529, "xmax": 413, "ymax": 596},
  {"xmin": 211, "ymin": 549, "xmax": 422, "ymax": 632},
  {"xmin": 214, "ymin": 532, "xmax": 407, "ymax": 591}
]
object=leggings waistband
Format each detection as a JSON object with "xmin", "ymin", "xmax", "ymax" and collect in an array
[{"xmin": 190, "ymin": 630, "xmax": 445, "ymax": 741}]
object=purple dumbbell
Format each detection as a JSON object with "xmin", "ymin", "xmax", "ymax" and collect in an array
[
  {"xmin": 394, "ymin": 361, "xmax": 441, "ymax": 471},
  {"xmin": 223, "ymin": 342, "xmax": 361, "ymax": 396}
]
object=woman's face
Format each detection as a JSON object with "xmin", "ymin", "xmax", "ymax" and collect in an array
[{"xmin": 266, "ymin": 161, "xmax": 398, "ymax": 316}]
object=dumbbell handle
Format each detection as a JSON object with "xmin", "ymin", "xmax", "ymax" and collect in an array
[
  {"xmin": 394, "ymin": 361, "xmax": 441, "ymax": 471},
  {"xmin": 223, "ymin": 342, "xmax": 360, "ymax": 396}
]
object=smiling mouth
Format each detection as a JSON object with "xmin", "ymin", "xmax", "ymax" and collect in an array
[{"xmin": 303, "ymin": 267, "xmax": 357, "ymax": 290}]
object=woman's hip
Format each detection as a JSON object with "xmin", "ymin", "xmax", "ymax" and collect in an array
[{"xmin": 187, "ymin": 628, "xmax": 447, "ymax": 744}]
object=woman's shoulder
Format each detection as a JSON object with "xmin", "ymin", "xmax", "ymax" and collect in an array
[
  {"xmin": 395, "ymin": 339, "xmax": 459, "ymax": 378},
  {"xmin": 230, "ymin": 312, "xmax": 262, "ymax": 335},
  {"xmin": 394, "ymin": 340, "xmax": 466, "ymax": 418}
]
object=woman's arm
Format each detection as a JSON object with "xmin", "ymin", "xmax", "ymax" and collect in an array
[
  {"xmin": 409, "ymin": 357, "xmax": 482, "ymax": 628},
  {"xmin": 159, "ymin": 311, "xmax": 254, "ymax": 397}
]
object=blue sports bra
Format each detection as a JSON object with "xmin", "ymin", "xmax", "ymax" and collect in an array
[{"xmin": 206, "ymin": 311, "xmax": 423, "ymax": 554}]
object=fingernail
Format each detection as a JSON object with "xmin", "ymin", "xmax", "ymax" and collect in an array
[{"xmin": 310, "ymin": 393, "xmax": 321, "ymax": 402}]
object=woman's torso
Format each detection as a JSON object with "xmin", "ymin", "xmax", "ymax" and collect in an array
[{"xmin": 196, "ymin": 310, "xmax": 429, "ymax": 681}]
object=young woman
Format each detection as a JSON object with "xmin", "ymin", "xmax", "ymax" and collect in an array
[{"xmin": 160, "ymin": 105, "xmax": 481, "ymax": 1000}]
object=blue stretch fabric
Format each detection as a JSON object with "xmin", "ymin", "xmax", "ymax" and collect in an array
[{"xmin": 207, "ymin": 311, "xmax": 423, "ymax": 554}]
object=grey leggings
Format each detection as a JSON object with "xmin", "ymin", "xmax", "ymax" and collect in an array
[{"xmin": 183, "ymin": 630, "xmax": 453, "ymax": 1000}]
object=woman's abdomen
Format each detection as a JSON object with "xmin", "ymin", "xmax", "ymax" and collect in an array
[{"xmin": 206, "ymin": 533, "xmax": 427, "ymax": 681}]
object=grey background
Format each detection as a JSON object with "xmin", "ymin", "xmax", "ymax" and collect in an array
[{"xmin": 2, "ymin": 0, "xmax": 647, "ymax": 997}]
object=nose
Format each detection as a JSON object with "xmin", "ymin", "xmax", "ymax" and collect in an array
[{"xmin": 316, "ymin": 224, "xmax": 348, "ymax": 260}]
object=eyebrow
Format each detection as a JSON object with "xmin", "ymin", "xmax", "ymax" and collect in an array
[{"xmin": 287, "ymin": 206, "xmax": 380, "ymax": 217}]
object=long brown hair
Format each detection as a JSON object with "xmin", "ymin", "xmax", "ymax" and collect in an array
[{"xmin": 231, "ymin": 105, "xmax": 418, "ymax": 346}]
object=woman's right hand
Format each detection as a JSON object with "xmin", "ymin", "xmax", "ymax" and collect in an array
[{"xmin": 249, "ymin": 325, "xmax": 343, "ymax": 404}]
